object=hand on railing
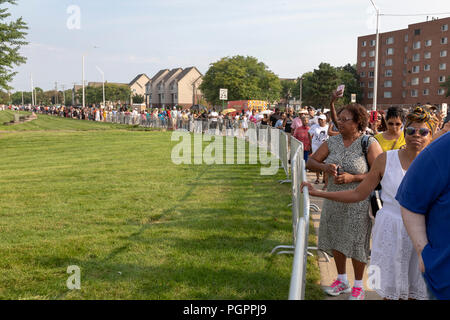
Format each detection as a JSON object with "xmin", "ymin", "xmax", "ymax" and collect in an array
[{"xmin": 300, "ymin": 182, "xmax": 319, "ymax": 197}]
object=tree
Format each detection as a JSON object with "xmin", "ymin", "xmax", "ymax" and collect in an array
[
  {"xmin": 303, "ymin": 63, "xmax": 339, "ymax": 110},
  {"xmin": 280, "ymin": 79, "xmax": 298, "ymax": 106},
  {"xmin": 0, "ymin": 0, "xmax": 28, "ymax": 90},
  {"xmin": 75, "ymin": 83, "xmax": 131, "ymax": 105},
  {"xmin": 132, "ymin": 94, "xmax": 144, "ymax": 104},
  {"xmin": 0, "ymin": 90, "xmax": 10, "ymax": 104},
  {"xmin": 200, "ymin": 55, "xmax": 281, "ymax": 105},
  {"xmin": 336, "ymin": 64, "xmax": 363, "ymax": 107}
]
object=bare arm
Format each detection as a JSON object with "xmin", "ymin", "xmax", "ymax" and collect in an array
[
  {"xmin": 432, "ymin": 122, "xmax": 450, "ymax": 141},
  {"xmin": 334, "ymin": 138, "xmax": 384, "ymax": 184},
  {"xmin": 401, "ymin": 206, "xmax": 428, "ymax": 272},
  {"xmin": 302, "ymin": 152, "xmax": 386, "ymax": 202},
  {"xmin": 330, "ymin": 90, "xmax": 341, "ymax": 130},
  {"xmin": 306, "ymin": 141, "xmax": 338, "ymax": 176}
]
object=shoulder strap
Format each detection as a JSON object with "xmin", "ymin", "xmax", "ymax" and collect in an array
[{"xmin": 361, "ymin": 134, "xmax": 371, "ymax": 167}]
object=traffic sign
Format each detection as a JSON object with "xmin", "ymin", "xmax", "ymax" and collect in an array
[{"xmin": 219, "ymin": 89, "xmax": 228, "ymax": 101}]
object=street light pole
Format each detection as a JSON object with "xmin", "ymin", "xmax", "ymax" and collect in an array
[
  {"xmin": 30, "ymin": 74, "xmax": 34, "ymax": 106},
  {"xmin": 96, "ymin": 66, "xmax": 105, "ymax": 108},
  {"xmin": 299, "ymin": 76, "xmax": 303, "ymax": 109},
  {"xmin": 370, "ymin": 0, "xmax": 380, "ymax": 111},
  {"xmin": 82, "ymin": 55, "xmax": 85, "ymax": 108}
]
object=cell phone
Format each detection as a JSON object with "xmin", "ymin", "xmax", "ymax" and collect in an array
[
  {"xmin": 337, "ymin": 85, "xmax": 345, "ymax": 97},
  {"xmin": 370, "ymin": 111, "xmax": 378, "ymax": 123},
  {"xmin": 337, "ymin": 166, "xmax": 343, "ymax": 175},
  {"xmin": 442, "ymin": 103, "xmax": 448, "ymax": 116}
]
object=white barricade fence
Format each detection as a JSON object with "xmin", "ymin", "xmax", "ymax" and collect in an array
[
  {"xmin": 278, "ymin": 130, "xmax": 290, "ymax": 184},
  {"xmin": 288, "ymin": 160, "xmax": 310, "ymax": 300}
]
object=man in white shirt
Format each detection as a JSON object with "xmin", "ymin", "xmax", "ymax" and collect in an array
[
  {"xmin": 308, "ymin": 114, "xmax": 329, "ymax": 185},
  {"xmin": 209, "ymin": 108, "xmax": 219, "ymax": 134}
]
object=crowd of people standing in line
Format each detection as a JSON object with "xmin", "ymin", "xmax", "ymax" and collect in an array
[{"xmin": 300, "ymin": 89, "xmax": 449, "ymax": 300}]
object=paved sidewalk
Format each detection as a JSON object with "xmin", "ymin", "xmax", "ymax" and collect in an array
[{"xmin": 306, "ymin": 171, "xmax": 383, "ymax": 300}]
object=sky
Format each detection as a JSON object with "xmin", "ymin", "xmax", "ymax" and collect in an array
[{"xmin": 6, "ymin": 0, "xmax": 450, "ymax": 91}]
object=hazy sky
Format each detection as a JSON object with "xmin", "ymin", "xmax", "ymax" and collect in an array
[{"xmin": 7, "ymin": 0, "xmax": 450, "ymax": 91}]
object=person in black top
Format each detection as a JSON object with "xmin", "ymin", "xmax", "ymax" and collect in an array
[{"xmin": 270, "ymin": 108, "xmax": 280, "ymax": 127}]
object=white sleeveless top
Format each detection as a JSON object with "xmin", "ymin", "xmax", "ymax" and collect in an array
[{"xmin": 378, "ymin": 150, "xmax": 406, "ymax": 219}]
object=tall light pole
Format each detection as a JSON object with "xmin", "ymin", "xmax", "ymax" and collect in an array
[
  {"xmin": 82, "ymin": 55, "xmax": 85, "ymax": 108},
  {"xmin": 370, "ymin": 0, "xmax": 380, "ymax": 111},
  {"xmin": 96, "ymin": 66, "xmax": 105, "ymax": 108},
  {"xmin": 30, "ymin": 74, "xmax": 34, "ymax": 106},
  {"xmin": 299, "ymin": 76, "xmax": 303, "ymax": 109}
]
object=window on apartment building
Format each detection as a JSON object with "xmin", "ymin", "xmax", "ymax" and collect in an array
[
  {"xmin": 439, "ymin": 75, "xmax": 446, "ymax": 82},
  {"xmin": 387, "ymin": 48, "xmax": 394, "ymax": 55},
  {"xmin": 385, "ymin": 70, "xmax": 392, "ymax": 77},
  {"xmin": 442, "ymin": 24, "xmax": 449, "ymax": 32},
  {"xmin": 402, "ymin": 80, "xmax": 407, "ymax": 87},
  {"xmin": 413, "ymin": 53, "xmax": 420, "ymax": 62},
  {"xmin": 405, "ymin": 34, "xmax": 409, "ymax": 42},
  {"xmin": 386, "ymin": 37, "xmax": 394, "ymax": 44},
  {"xmin": 424, "ymin": 52, "xmax": 431, "ymax": 59},
  {"xmin": 412, "ymin": 78, "xmax": 419, "ymax": 85},
  {"xmin": 368, "ymin": 91, "xmax": 374, "ymax": 99},
  {"xmin": 404, "ymin": 46, "xmax": 408, "ymax": 54},
  {"xmin": 384, "ymin": 80, "xmax": 392, "ymax": 87},
  {"xmin": 368, "ymin": 81, "xmax": 374, "ymax": 88},
  {"xmin": 413, "ymin": 41, "xmax": 421, "ymax": 49},
  {"xmin": 439, "ymin": 63, "xmax": 447, "ymax": 70},
  {"xmin": 369, "ymin": 50, "xmax": 375, "ymax": 57},
  {"xmin": 369, "ymin": 71, "xmax": 375, "ymax": 77},
  {"xmin": 361, "ymin": 51, "xmax": 367, "ymax": 57},
  {"xmin": 412, "ymin": 66, "xmax": 420, "ymax": 73},
  {"xmin": 414, "ymin": 29, "xmax": 421, "ymax": 35},
  {"xmin": 441, "ymin": 37, "xmax": 448, "ymax": 44},
  {"xmin": 438, "ymin": 88, "xmax": 445, "ymax": 95},
  {"xmin": 402, "ymin": 91, "xmax": 407, "ymax": 98},
  {"xmin": 424, "ymin": 64, "xmax": 431, "ymax": 71},
  {"xmin": 370, "ymin": 40, "xmax": 376, "ymax": 46},
  {"xmin": 423, "ymin": 76, "xmax": 430, "ymax": 83},
  {"xmin": 411, "ymin": 89, "xmax": 418, "ymax": 97},
  {"xmin": 360, "ymin": 71, "xmax": 366, "ymax": 77},
  {"xmin": 385, "ymin": 59, "xmax": 393, "ymax": 66},
  {"xmin": 425, "ymin": 39, "xmax": 432, "ymax": 47},
  {"xmin": 362, "ymin": 40, "xmax": 367, "ymax": 47},
  {"xmin": 423, "ymin": 89, "xmax": 430, "ymax": 96},
  {"xmin": 361, "ymin": 61, "xmax": 367, "ymax": 68},
  {"xmin": 384, "ymin": 92, "xmax": 392, "ymax": 98},
  {"xmin": 360, "ymin": 82, "xmax": 365, "ymax": 87},
  {"xmin": 404, "ymin": 57, "xmax": 408, "ymax": 65},
  {"xmin": 369, "ymin": 61, "xmax": 375, "ymax": 68},
  {"xmin": 441, "ymin": 50, "xmax": 448, "ymax": 57}
]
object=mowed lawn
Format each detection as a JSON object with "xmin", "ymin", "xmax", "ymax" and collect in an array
[{"xmin": 0, "ymin": 111, "xmax": 323, "ymax": 300}]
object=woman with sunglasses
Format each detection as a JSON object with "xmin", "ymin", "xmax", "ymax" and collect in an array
[
  {"xmin": 375, "ymin": 107, "xmax": 406, "ymax": 152},
  {"xmin": 302, "ymin": 107, "xmax": 437, "ymax": 300}
]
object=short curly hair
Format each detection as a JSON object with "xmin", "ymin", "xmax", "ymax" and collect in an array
[{"xmin": 338, "ymin": 104, "xmax": 369, "ymax": 132}]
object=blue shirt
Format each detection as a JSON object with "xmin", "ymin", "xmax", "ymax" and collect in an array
[{"xmin": 396, "ymin": 132, "xmax": 450, "ymax": 300}]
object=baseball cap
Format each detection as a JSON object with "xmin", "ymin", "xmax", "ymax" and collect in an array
[{"xmin": 318, "ymin": 115, "xmax": 327, "ymax": 120}]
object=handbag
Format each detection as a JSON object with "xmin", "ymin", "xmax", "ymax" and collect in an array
[{"xmin": 361, "ymin": 135, "xmax": 383, "ymax": 217}]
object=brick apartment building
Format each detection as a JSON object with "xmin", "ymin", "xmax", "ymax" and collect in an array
[{"xmin": 357, "ymin": 17, "xmax": 450, "ymax": 110}]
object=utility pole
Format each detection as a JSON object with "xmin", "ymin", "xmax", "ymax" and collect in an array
[
  {"xmin": 82, "ymin": 55, "xmax": 85, "ymax": 108},
  {"xmin": 370, "ymin": 0, "xmax": 380, "ymax": 111},
  {"xmin": 31, "ymin": 74, "xmax": 34, "ymax": 106},
  {"xmin": 299, "ymin": 77, "xmax": 303, "ymax": 109},
  {"xmin": 62, "ymin": 85, "xmax": 65, "ymax": 105},
  {"xmin": 55, "ymin": 81, "xmax": 58, "ymax": 105}
]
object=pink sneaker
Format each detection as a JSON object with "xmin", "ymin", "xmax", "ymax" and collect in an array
[
  {"xmin": 324, "ymin": 279, "xmax": 351, "ymax": 296},
  {"xmin": 348, "ymin": 287, "xmax": 365, "ymax": 300}
]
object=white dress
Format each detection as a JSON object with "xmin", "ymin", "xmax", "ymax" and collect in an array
[{"xmin": 370, "ymin": 150, "xmax": 428, "ymax": 300}]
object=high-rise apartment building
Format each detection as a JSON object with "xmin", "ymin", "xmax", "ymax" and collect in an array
[{"xmin": 357, "ymin": 17, "xmax": 450, "ymax": 110}]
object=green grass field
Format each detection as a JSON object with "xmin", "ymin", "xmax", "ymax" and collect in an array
[{"xmin": 0, "ymin": 110, "xmax": 323, "ymax": 300}]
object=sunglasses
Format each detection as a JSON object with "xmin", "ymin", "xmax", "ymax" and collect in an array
[
  {"xmin": 405, "ymin": 127, "xmax": 430, "ymax": 137},
  {"xmin": 387, "ymin": 122, "xmax": 402, "ymax": 126}
]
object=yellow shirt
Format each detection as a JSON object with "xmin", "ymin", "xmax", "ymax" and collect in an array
[{"xmin": 375, "ymin": 132, "xmax": 406, "ymax": 152}]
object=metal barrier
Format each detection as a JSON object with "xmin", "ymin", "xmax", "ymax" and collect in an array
[{"xmin": 278, "ymin": 131, "xmax": 290, "ymax": 184}]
